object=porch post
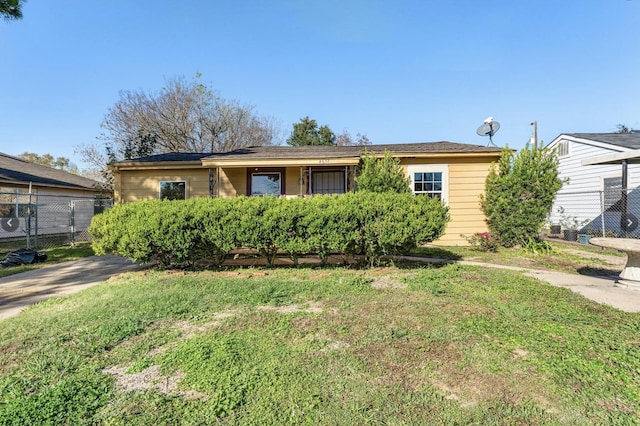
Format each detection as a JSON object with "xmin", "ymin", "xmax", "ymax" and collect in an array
[
  {"xmin": 344, "ymin": 166, "xmax": 348, "ymax": 192},
  {"xmin": 299, "ymin": 166, "xmax": 304, "ymax": 197},
  {"xmin": 216, "ymin": 168, "xmax": 221, "ymax": 197},
  {"xmin": 208, "ymin": 168, "xmax": 214, "ymax": 198}
]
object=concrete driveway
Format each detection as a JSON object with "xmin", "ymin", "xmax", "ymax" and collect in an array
[{"xmin": 0, "ymin": 255, "xmax": 146, "ymax": 320}]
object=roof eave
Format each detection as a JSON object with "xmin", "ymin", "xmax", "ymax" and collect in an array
[
  {"xmin": 582, "ymin": 149, "xmax": 640, "ymax": 166},
  {"xmin": 202, "ymin": 151, "xmax": 502, "ymax": 168},
  {"xmin": 0, "ymin": 179, "xmax": 103, "ymax": 192},
  {"xmin": 548, "ymin": 134, "xmax": 631, "ymax": 152},
  {"xmin": 202, "ymin": 157, "xmax": 361, "ymax": 168},
  {"xmin": 110, "ymin": 161, "xmax": 206, "ymax": 171}
]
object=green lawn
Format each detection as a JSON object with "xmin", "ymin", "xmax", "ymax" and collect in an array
[
  {"xmin": 415, "ymin": 240, "xmax": 624, "ymax": 276},
  {"xmin": 1, "ymin": 256, "xmax": 638, "ymax": 424}
]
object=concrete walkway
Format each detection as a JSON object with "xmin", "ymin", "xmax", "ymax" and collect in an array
[
  {"xmin": 0, "ymin": 255, "xmax": 146, "ymax": 320},
  {"xmin": 400, "ymin": 256, "xmax": 640, "ymax": 313},
  {"xmin": 1, "ymin": 254, "xmax": 639, "ymax": 321}
]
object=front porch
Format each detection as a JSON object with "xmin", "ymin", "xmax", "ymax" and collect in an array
[{"xmin": 208, "ymin": 164, "xmax": 359, "ymax": 198}]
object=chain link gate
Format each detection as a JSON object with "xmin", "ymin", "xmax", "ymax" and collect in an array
[
  {"xmin": 551, "ymin": 189, "xmax": 640, "ymax": 239},
  {"xmin": 0, "ymin": 190, "xmax": 112, "ymax": 250}
]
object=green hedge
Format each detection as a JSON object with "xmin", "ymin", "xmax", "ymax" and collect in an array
[{"xmin": 89, "ymin": 193, "xmax": 449, "ymax": 268}]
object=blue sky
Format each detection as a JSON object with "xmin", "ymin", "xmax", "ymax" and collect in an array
[{"xmin": 1, "ymin": 0, "xmax": 639, "ymax": 170}]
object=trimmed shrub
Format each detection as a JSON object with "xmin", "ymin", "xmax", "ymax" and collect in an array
[
  {"xmin": 235, "ymin": 196, "xmax": 281, "ymax": 267},
  {"xmin": 351, "ymin": 192, "xmax": 449, "ymax": 265},
  {"xmin": 89, "ymin": 193, "xmax": 449, "ymax": 268},
  {"xmin": 193, "ymin": 198, "xmax": 238, "ymax": 266},
  {"xmin": 269, "ymin": 197, "xmax": 314, "ymax": 266}
]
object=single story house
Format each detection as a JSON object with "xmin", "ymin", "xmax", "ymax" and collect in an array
[
  {"xmin": 110, "ymin": 142, "xmax": 503, "ymax": 245},
  {"xmin": 546, "ymin": 132, "xmax": 640, "ymax": 236},
  {"xmin": 0, "ymin": 152, "xmax": 107, "ymax": 240}
]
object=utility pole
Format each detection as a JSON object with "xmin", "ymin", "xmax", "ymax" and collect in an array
[{"xmin": 530, "ymin": 120, "xmax": 538, "ymax": 149}]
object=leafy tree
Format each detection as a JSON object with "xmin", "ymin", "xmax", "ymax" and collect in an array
[
  {"xmin": 17, "ymin": 152, "xmax": 79, "ymax": 174},
  {"xmin": 286, "ymin": 116, "xmax": 336, "ymax": 146},
  {"xmin": 355, "ymin": 150, "xmax": 411, "ymax": 193},
  {"xmin": 480, "ymin": 146, "xmax": 562, "ymax": 247},
  {"xmin": 1, "ymin": 0, "xmax": 25, "ymax": 21}
]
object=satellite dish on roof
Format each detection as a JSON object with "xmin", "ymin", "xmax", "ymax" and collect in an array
[{"xmin": 476, "ymin": 116, "xmax": 500, "ymax": 147}]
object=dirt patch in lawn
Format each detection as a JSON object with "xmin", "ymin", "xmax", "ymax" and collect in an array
[
  {"xmin": 103, "ymin": 365, "xmax": 206, "ymax": 400},
  {"xmin": 174, "ymin": 311, "xmax": 239, "ymax": 339},
  {"xmin": 258, "ymin": 301, "xmax": 324, "ymax": 314},
  {"xmin": 371, "ymin": 276, "xmax": 407, "ymax": 289}
]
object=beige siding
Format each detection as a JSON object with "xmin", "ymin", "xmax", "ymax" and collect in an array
[
  {"xmin": 219, "ymin": 168, "xmax": 246, "ymax": 197},
  {"xmin": 440, "ymin": 161, "xmax": 492, "ymax": 245},
  {"xmin": 116, "ymin": 155, "xmax": 498, "ymax": 246},
  {"xmin": 285, "ymin": 167, "xmax": 306, "ymax": 197},
  {"xmin": 116, "ymin": 169, "xmax": 210, "ymax": 203},
  {"xmin": 400, "ymin": 157, "xmax": 494, "ymax": 246}
]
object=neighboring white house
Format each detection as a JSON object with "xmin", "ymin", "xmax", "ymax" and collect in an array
[{"xmin": 546, "ymin": 132, "xmax": 640, "ymax": 236}]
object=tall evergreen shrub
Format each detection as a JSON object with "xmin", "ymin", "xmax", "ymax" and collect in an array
[
  {"xmin": 355, "ymin": 150, "xmax": 411, "ymax": 193},
  {"xmin": 480, "ymin": 146, "xmax": 562, "ymax": 247}
]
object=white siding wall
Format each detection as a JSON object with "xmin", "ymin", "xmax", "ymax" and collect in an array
[
  {"xmin": 556, "ymin": 141, "xmax": 640, "ymax": 192},
  {"xmin": 550, "ymin": 138, "xmax": 640, "ymax": 229}
]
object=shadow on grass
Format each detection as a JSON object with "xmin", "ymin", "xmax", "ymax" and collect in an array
[
  {"xmin": 387, "ymin": 258, "xmax": 454, "ymax": 271},
  {"xmin": 183, "ymin": 248, "xmax": 462, "ymax": 273},
  {"xmin": 407, "ymin": 246, "xmax": 464, "ymax": 261}
]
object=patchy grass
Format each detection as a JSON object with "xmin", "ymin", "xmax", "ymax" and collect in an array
[
  {"xmin": 0, "ymin": 243, "xmax": 94, "ymax": 278},
  {"xmin": 415, "ymin": 240, "xmax": 624, "ymax": 276},
  {"xmin": 0, "ymin": 264, "xmax": 638, "ymax": 424}
]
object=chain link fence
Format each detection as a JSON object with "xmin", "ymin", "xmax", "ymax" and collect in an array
[
  {"xmin": 550, "ymin": 189, "xmax": 640, "ymax": 239},
  {"xmin": 0, "ymin": 190, "xmax": 112, "ymax": 250}
]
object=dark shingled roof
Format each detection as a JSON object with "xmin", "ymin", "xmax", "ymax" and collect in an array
[
  {"xmin": 117, "ymin": 152, "xmax": 212, "ymax": 163},
  {"xmin": 201, "ymin": 141, "xmax": 501, "ymax": 161},
  {"xmin": 0, "ymin": 153, "xmax": 101, "ymax": 190},
  {"xmin": 566, "ymin": 133, "xmax": 640, "ymax": 150},
  {"xmin": 113, "ymin": 142, "xmax": 502, "ymax": 166}
]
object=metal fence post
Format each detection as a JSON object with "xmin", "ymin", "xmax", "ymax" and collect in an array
[
  {"xmin": 600, "ymin": 190, "xmax": 605, "ymax": 237},
  {"xmin": 32, "ymin": 192, "xmax": 38, "ymax": 249},
  {"xmin": 25, "ymin": 206, "xmax": 31, "ymax": 249},
  {"xmin": 69, "ymin": 200, "xmax": 75, "ymax": 246}
]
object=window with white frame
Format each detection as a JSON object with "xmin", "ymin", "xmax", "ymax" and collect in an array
[
  {"xmin": 159, "ymin": 181, "xmax": 186, "ymax": 200},
  {"xmin": 407, "ymin": 165, "xmax": 448, "ymax": 201}
]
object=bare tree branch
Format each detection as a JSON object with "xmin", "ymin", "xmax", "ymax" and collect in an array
[{"xmin": 75, "ymin": 75, "xmax": 281, "ymax": 181}]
